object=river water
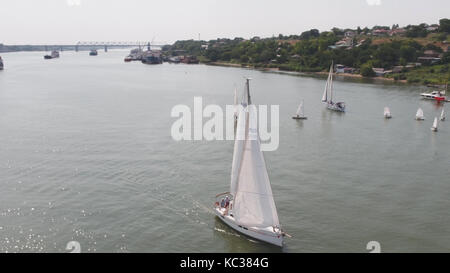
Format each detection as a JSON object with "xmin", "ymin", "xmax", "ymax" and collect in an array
[{"xmin": 0, "ymin": 50, "xmax": 449, "ymax": 253}]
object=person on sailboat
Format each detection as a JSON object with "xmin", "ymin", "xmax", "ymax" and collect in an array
[{"xmin": 220, "ymin": 198, "xmax": 226, "ymax": 208}]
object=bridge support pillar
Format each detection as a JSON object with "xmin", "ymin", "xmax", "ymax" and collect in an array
[
  {"xmin": 75, "ymin": 45, "xmax": 78, "ymax": 52},
  {"xmin": 104, "ymin": 45, "xmax": 108, "ymax": 52}
]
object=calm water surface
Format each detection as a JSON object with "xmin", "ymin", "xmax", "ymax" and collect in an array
[{"xmin": 0, "ymin": 51, "xmax": 449, "ymax": 252}]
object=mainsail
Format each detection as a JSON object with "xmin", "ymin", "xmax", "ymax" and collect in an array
[
  {"xmin": 296, "ymin": 101, "xmax": 304, "ymax": 117},
  {"xmin": 322, "ymin": 65, "xmax": 333, "ymax": 102},
  {"xmin": 432, "ymin": 117, "xmax": 438, "ymax": 129},
  {"xmin": 416, "ymin": 108, "xmax": 424, "ymax": 119},
  {"xmin": 440, "ymin": 109, "xmax": 445, "ymax": 120},
  {"xmin": 234, "ymin": 87, "xmax": 238, "ymax": 117},
  {"xmin": 229, "ymin": 81, "xmax": 280, "ymax": 229},
  {"xmin": 384, "ymin": 107, "xmax": 391, "ymax": 116}
]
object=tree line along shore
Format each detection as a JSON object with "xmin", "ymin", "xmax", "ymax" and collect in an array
[{"xmin": 162, "ymin": 18, "xmax": 450, "ymax": 86}]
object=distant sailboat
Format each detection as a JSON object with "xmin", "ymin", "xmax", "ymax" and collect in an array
[
  {"xmin": 322, "ymin": 62, "xmax": 345, "ymax": 112},
  {"xmin": 215, "ymin": 79, "xmax": 284, "ymax": 247},
  {"xmin": 292, "ymin": 100, "xmax": 307, "ymax": 120},
  {"xmin": 415, "ymin": 108, "xmax": 425, "ymax": 120},
  {"xmin": 431, "ymin": 117, "xmax": 438, "ymax": 132},
  {"xmin": 440, "ymin": 108, "xmax": 445, "ymax": 121},
  {"xmin": 384, "ymin": 107, "xmax": 392, "ymax": 119}
]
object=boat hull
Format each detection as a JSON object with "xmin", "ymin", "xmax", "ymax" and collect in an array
[
  {"xmin": 326, "ymin": 102, "xmax": 345, "ymax": 112},
  {"xmin": 214, "ymin": 207, "xmax": 283, "ymax": 247},
  {"xmin": 292, "ymin": 116, "xmax": 307, "ymax": 120}
]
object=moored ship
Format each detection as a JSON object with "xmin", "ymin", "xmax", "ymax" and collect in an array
[
  {"xmin": 141, "ymin": 50, "xmax": 163, "ymax": 64},
  {"xmin": 89, "ymin": 49, "xmax": 98, "ymax": 56},
  {"xmin": 51, "ymin": 50, "xmax": 60, "ymax": 58},
  {"xmin": 420, "ymin": 90, "xmax": 447, "ymax": 102},
  {"xmin": 181, "ymin": 55, "xmax": 199, "ymax": 64}
]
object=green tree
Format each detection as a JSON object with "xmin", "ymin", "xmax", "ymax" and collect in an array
[
  {"xmin": 361, "ymin": 63, "xmax": 376, "ymax": 77},
  {"xmin": 439, "ymin": 18, "xmax": 450, "ymax": 33}
]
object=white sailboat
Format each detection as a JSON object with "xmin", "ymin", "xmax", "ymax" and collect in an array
[
  {"xmin": 431, "ymin": 117, "xmax": 438, "ymax": 132},
  {"xmin": 440, "ymin": 108, "xmax": 445, "ymax": 121},
  {"xmin": 322, "ymin": 62, "xmax": 345, "ymax": 112},
  {"xmin": 233, "ymin": 87, "xmax": 239, "ymax": 120},
  {"xmin": 384, "ymin": 107, "xmax": 392, "ymax": 119},
  {"xmin": 415, "ymin": 108, "xmax": 425, "ymax": 120},
  {"xmin": 292, "ymin": 100, "xmax": 307, "ymax": 120},
  {"xmin": 215, "ymin": 79, "xmax": 284, "ymax": 247}
]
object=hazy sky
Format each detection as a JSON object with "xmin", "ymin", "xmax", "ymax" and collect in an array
[{"xmin": 1, "ymin": 0, "xmax": 448, "ymax": 44}]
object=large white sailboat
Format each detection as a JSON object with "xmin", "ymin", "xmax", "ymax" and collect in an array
[
  {"xmin": 322, "ymin": 63, "xmax": 346, "ymax": 112},
  {"xmin": 215, "ymin": 79, "xmax": 284, "ymax": 247}
]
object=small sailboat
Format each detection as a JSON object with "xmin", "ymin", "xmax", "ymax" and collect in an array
[
  {"xmin": 214, "ymin": 79, "xmax": 284, "ymax": 247},
  {"xmin": 322, "ymin": 62, "xmax": 345, "ymax": 112},
  {"xmin": 292, "ymin": 100, "xmax": 307, "ymax": 120},
  {"xmin": 431, "ymin": 117, "xmax": 438, "ymax": 132},
  {"xmin": 440, "ymin": 109, "xmax": 445, "ymax": 121},
  {"xmin": 415, "ymin": 108, "xmax": 425, "ymax": 120},
  {"xmin": 89, "ymin": 49, "xmax": 98, "ymax": 56},
  {"xmin": 0, "ymin": 56, "xmax": 3, "ymax": 70},
  {"xmin": 384, "ymin": 107, "xmax": 392, "ymax": 119}
]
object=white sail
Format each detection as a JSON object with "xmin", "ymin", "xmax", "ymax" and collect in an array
[
  {"xmin": 230, "ymin": 107, "xmax": 247, "ymax": 195},
  {"xmin": 440, "ymin": 109, "xmax": 445, "ymax": 121},
  {"xmin": 296, "ymin": 101, "xmax": 304, "ymax": 117},
  {"xmin": 233, "ymin": 87, "xmax": 239, "ymax": 118},
  {"xmin": 322, "ymin": 73, "xmax": 329, "ymax": 102},
  {"xmin": 231, "ymin": 105, "xmax": 280, "ymax": 228},
  {"xmin": 432, "ymin": 117, "xmax": 438, "ymax": 129},
  {"xmin": 329, "ymin": 64, "xmax": 334, "ymax": 102},
  {"xmin": 384, "ymin": 107, "xmax": 391, "ymax": 117},
  {"xmin": 416, "ymin": 108, "xmax": 424, "ymax": 119}
]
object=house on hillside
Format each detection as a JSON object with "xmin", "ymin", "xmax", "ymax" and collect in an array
[
  {"xmin": 372, "ymin": 68, "xmax": 387, "ymax": 77},
  {"xmin": 372, "ymin": 29, "xmax": 390, "ymax": 36},
  {"xmin": 344, "ymin": 31, "xmax": 356, "ymax": 38},
  {"xmin": 426, "ymin": 24, "xmax": 439, "ymax": 32},
  {"xmin": 418, "ymin": 57, "xmax": 441, "ymax": 65},
  {"xmin": 423, "ymin": 50, "xmax": 442, "ymax": 58},
  {"xmin": 389, "ymin": 28, "xmax": 406, "ymax": 36},
  {"xmin": 330, "ymin": 38, "xmax": 354, "ymax": 49}
]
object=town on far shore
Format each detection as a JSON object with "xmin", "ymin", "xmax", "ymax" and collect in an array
[{"xmin": 162, "ymin": 19, "xmax": 450, "ymax": 86}]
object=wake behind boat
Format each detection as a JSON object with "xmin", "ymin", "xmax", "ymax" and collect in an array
[
  {"xmin": 214, "ymin": 79, "xmax": 284, "ymax": 247},
  {"xmin": 322, "ymin": 62, "xmax": 345, "ymax": 112}
]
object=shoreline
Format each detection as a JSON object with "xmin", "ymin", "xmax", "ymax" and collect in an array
[{"xmin": 206, "ymin": 62, "xmax": 411, "ymax": 85}]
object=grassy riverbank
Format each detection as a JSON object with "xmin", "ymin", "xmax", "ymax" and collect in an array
[{"xmin": 164, "ymin": 18, "xmax": 450, "ymax": 86}]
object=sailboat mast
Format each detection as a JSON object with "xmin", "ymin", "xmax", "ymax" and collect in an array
[
  {"xmin": 329, "ymin": 62, "xmax": 334, "ymax": 103},
  {"xmin": 245, "ymin": 78, "xmax": 252, "ymax": 105}
]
